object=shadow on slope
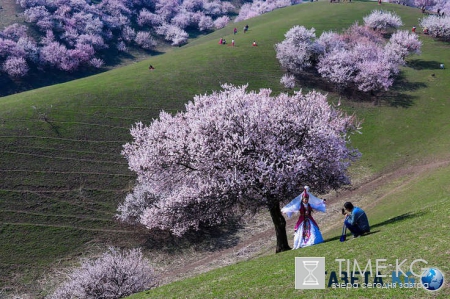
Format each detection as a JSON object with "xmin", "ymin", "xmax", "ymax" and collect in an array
[
  {"xmin": 292, "ymin": 69, "xmax": 425, "ymax": 108},
  {"xmin": 323, "ymin": 211, "xmax": 422, "ymax": 243},
  {"xmin": 0, "ymin": 48, "xmax": 164, "ymax": 97},
  {"xmin": 142, "ymin": 218, "xmax": 245, "ymax": 254},
  {"xmin": 407, "ymin": 59, "xmax": 444, "ymax": 70}
]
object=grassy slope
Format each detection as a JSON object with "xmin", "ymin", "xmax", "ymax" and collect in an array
[
  {"xmin": 0, "ymin": 1, "xmax": 449, "ymax": 296},
  {"xmin": 128, "ymin": 166, "xmax": 450, "ymax": 299}
]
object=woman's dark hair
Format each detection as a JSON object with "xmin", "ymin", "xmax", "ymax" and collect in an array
[{"xmin": 344, "ymin": 202, "xmax": 354, "ymax": 211}]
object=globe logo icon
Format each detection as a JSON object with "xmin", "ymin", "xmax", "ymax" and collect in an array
[{"xmin": 421, "ymin": 268, "xmax": 445, "ymax": 291}]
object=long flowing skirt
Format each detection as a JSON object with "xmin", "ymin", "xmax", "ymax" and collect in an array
[{"xmin": 293, "ymin": 218, "xmax": 324, "ymax": 249}]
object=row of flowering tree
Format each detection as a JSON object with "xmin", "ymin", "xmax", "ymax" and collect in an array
[
  {"xmin": 420, "ymin": 14, "xmax": 450, "ymax": 39},
  {"xmin": 276, "ymin": 10, "xmax": 422, "ymax": 94},
  {"xmin": 0, "ymin": 0, "xmax": 236, "ymax": 78},
  {"xmin": 235, "ymin": 0, "xmax": 303, "ymax": 22},
  {"xmin": 388, "ymin": 0, "xmax": 448, "ymax": 15},
  {"xmin": 117, "ymin": 84, "xmax": 362, "ymax": 253}
]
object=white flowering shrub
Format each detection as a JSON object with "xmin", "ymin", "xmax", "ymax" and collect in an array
[{"xmin": 48, "ymin": 248, "xmax": 157, "ymax": 299}]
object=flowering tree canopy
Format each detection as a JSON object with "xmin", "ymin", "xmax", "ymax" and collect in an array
[
  {"xmin": 235, "ymin": 0, "xmax": 303, "ymax": 22},
  {"xmin": 0, "ymin": 0, "xmax": 237, "ymax": 77},
  {"xmin": 276, "ymin": 19, "xmax": 421, "ymax": 95},
  {"xmin": 275, "ymin": 26, "xmax": 322, "ymax": 74},
  {"xmin": 119, "ymin": 84, "xmax": 361, "ymax": 253},
  {"xmin": 49, "ymin": 248, "xmax": 157, "ymax": 299},
  {"xmin": 363, "ymin": 10, "xmax": 403, "ymax": 32},
  {"xmin": 280, "ymin": 73, "xmax": 296, "ymax": 88},
  {"xmin": 420, "ymin": 15, "xmax": 450, "ymax": 39},
  {"xmin": 430, "ymin": 0, "xmax": 450, "ymax": 16}
]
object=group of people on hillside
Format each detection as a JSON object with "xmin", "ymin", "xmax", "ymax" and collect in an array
[
  {"xmin": 218, "ymin": 25, "xmax": 258, "ymax": 47},
  {"xmin": 282, "ymin": 186, "xmax": 370, "ymax": 249}
]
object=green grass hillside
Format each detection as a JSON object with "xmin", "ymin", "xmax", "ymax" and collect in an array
[
  {"xmin": 0, "ymin": 1, "xmax": 449, "ymax": 297},
  {"xmin": 128, "ymin": 165, "xmax": 450, "ymax": 298}
]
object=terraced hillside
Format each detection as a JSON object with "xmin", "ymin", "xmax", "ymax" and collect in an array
[{"xmin": 1, "ymin": 2, "xmax": 449, "ymax": 297}]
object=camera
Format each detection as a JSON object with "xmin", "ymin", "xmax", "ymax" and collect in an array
[{"xmin": 341, "ymin": 208, "xmax": 346, "ymax": 215}]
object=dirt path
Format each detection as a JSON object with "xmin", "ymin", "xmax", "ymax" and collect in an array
[{"xmin": 154, "ymin": 157, "xmax": 450, "ymax": 285}]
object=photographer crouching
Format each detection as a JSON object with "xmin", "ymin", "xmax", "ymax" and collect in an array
[{"xmin": 342, "ymin": 202, "xmax": 370, "ymax": 239}]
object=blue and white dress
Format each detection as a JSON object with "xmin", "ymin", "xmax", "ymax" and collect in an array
[{"xmin": 282, "ymin": 188, "xmax": 325, "ymax": 249}]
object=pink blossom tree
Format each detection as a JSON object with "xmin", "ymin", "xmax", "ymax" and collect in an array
[
  {"xmin": 353, "ymin": 44, "xmax": 399, "ymax": 93},
  {"xmin": 135, "ymin": 31, "xmax": 157, "ymax": 49},
  {"xmin": 415, "ymin": 0, "xmax": 436, "ymax": 9},
  {"xmin": 156, "ymin": 23, "xmax": 189, "ymax": 46},
  {"xmin": 5, "ymin": 0, "xmax": 238, "ymax": 76},
  {"xmin": 198, "ymin": 14, "xmax": 214, "ymax": 31},
  {"xmin": 280, "ymin": 73, "xmax": 296, "ymax": 88},
  {"xmin": 420, "ymin": 15, "xmax": 450, "ymax": 39},
  {"xmin": 317, "ymin": 49, "xmax": 357, "ymax": 90},
  {"xmin": 275, "ymin": 26, "xmax": 322, "ymax": 74},
  {"xmin": 341, "ymin": 23, "xmax": 385, "ymax": 46},
  {"xmin": 137, "ymin": 9, "xmax": 164, "ymax": 27},
  {"xmin": 235, "ymin": 0, "xmax": 302, "ymax": 22},
  {"xmin": 2, "ymin": 56, "xmax": 29, "ymax": 78},
  {"xmin": 213, "ymin": 15, "xmax": 230, "ymax": 29},
  {"xmin": 119, "ymin": 84, "xmax": 361, "ymax": 253},
  {"xmin": 385, "ymin": 30, "xmax": 421, "ymax": 62},
  {"xmin": 277, "ymin": 23, "xmax": 421, "ymax": 96},
  {"xmin": 49, "ymin": 247, "xmax": 157, "ymax": 299},
  {"xmin": 363, "ymin": 10, "xmax": 403, "ymax": 32},
  {"xmin": 171, "ymin": 11, "xmax": 194, "ymax": 29},
  {"xmin": 430, "ymin": 0, "xmax": 450, "ymax": 16},
  {"xmin": 316, "ymin": 31, "xmax": 347, "ymax": 54},
  {"xmin": 2, "ymin": 24, "xmax": 29, "ymax": 41}
]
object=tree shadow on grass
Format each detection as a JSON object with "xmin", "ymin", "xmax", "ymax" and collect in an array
[
  {"xmin": 0, "ymin": 47, "xmax": 165, "ymax": 97},
  {"xmin": 142, "ymin": 217, "xmax": 245, "ymax": 254},
  {"xmin": 370, "ymin": 211, "xmax": 423, "ymax": 229},
  {"xmin": 323, "ymin": 212, "xmax": 422, "ymax": 243},
  {"xmin": 381, "ymin": 74, "xmax": 427, "ymax": 108},
  {"xmin": 292, "ymin": 70, "xmax": 425, "ymax": 108},
  {"xmin": 407, "ymin": 59, "xmax": 444, "ymax": 70}
]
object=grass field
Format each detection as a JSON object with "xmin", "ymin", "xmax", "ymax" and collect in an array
[
  {"xmin": 128, "ymin": 167, "xmax": 450, "ymax": 298},
  {"xmin": 0, "ymin": 1, "xmax": 449, "ymax": 297}
]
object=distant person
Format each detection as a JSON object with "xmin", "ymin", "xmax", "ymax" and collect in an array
[
  {"xmin": 222, "ymin": 39, "xmax": 226, "ymax": 44},
  {"xmin": 252, "ymin": 41, "xmax": 258, "ymax": 46},
  {"xmin": 231, "ymin": 39, "xmax": 235, "ymax": 46},
  {"xmin": 423, "ymin": 27, "xmax": 429, "ymax": 34},
  {"xmin": 412, "ymin": 26, "xmax": 416, "ymax": 33},
  {"xmin": 244, "ymin": 24, "xmax": 249, "ymax": 33},
  {"xmin": 219, "ymin": 38, "xmax": 223, "ymax": 44},
  {"xmin": 342, "ymin": 202, "xmax": 370, "ymax": 238},
  {"xmin": 378, "ymin": 0, "xmax": 381, "ymax": 4},
  {"xmin": 234, "ymin": 27, "xmax": 237, "ymax": 35},
  {"xmin": 148, "ymin": 65, "xmax": 154, "ymax": 70}
]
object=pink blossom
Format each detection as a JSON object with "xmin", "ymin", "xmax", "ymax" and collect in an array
[
  {"xmin": 213, "ymin": 16, "xmax": 230, "ymax": 29},
  {"xmin": 49, "ymin": 248, "xmax": 157, "ymax": 299},
  {"xmin": 363, "ymin": 9, "xmax": 403, "ymax": 31},
  {"xmin": 119, "ymin": 84, "xmax": 361, "ymax": 251},
  {"xmin": 280, "ymin": 73, "xmax": 296, "ymax": 88},
  {"xmin": 2, "ymin": 56, "xmax": 29, "ymax": 77},
  {"xmin": 135, "ymin": 31, "xmax": 157, "ymax": 49}
]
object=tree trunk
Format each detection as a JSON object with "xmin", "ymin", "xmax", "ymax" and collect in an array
[{"xmin": 269, "ymin": 202, "xmax": 291, "ymax": 253}]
